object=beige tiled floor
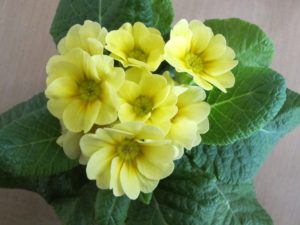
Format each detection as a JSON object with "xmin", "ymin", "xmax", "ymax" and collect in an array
[{"xmin": 0, "ymin": 0, "xmax": 299, "ymax": 224}]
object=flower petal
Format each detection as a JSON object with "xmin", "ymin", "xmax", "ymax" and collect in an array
[
  {"xmin": 45, "ymin": 77, "xmax": 78, "ymax": 98},
  {"xmin": 189, "ymin": 20, "xmax": 213, "ymax": 54},
  {"xmin": 86, "ymin": 146, "xmax": 115, "ymax": 179},
  {"xmin": 110, "ymin": 157, "xmax": 125, "ymax": 196},
  {"xmin": 120, "ymin": 163, "xmax": 140, "ymax": 200},
  {"xmin": 137, "ymin": 156, "xmax": 174, "ymax": 180},
  {"xmin": 118, "ymin": 80, "xmax": 141, "ymax": 102},
  {"xmin": 202, "ymin": 34, "xmax": 227, "ymax": 61},
  {"xmin": 63, "ymin": 100, "xmax": 100, "ymax": 132},
  {"xmin": 137, "ymin": 172, "xmax": 159, "ymax": 193},
  {"xmin": 47, "ymin": 98, "xmax": 72, "ymax": 118}
]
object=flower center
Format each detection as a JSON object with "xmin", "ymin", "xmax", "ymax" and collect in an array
[
  {"xmin": 132, "ymin": 95, "xmax": 154, "ymax": 117},
  {"xmin": 128, "ymin": 49, "xmax": 147, "ymax": 62},
  {"xmin": 78, "ymin": 80, "xmax": 101, "ymax": 102},
  {"xmin": 117, "ymin": 139, "xmax": 141, "ymax": 161},
  {"xmin": 186, "ymin": 53, "xmax": 203, "ymax": 73}
]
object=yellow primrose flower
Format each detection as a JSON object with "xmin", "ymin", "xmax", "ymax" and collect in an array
[
  {"xmin": 58, "ymin": 20, "xmax": 107, "ymax": 55},
  {"xmin": 106, "ymin": 22, "xmax": 165, "ymax": 71},
  {"xmin": 80, "ymin": 122, "xmax": 177, "ymax": 200},
  {"xmin": 56, "ymin": 122, "xmax": 88, "ymax": 165},
  {"xmin": 165, "ymin": 19, "xmax": 238, "ymax": 92},
  {"xmin": 118, "ymin": 68, "xmax": 177, "ymax": 134},
  {"xmin": 168, "ymin": 85, "xmax": 210, "ymax": 151},
  {"xmin": 45, "ymin": 48, "xmax": 125, "ymax": 133}
]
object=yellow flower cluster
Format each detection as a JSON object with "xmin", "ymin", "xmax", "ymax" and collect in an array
[{"xmin": 45, "ymin": 19, "xmax": 237, "ymax": 199}]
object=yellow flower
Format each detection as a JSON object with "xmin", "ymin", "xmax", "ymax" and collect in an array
[
  {"xmin": 56, "ymin": 121, "xmax": 88, "ymax": 165},
  {"xmin": 106, "ymin": 22, "xmax": 165, "ymax": 71},
  {"xmin": 45, "ymin": 48, "xmax": 125, "ymax": 133},
  {"xmin": 168, "ymin": 85, "xmax": 210, "ymax": 151},
  {"xmin": 117, "ymin": 68, "xmax": 177, "ymax": 134},
  {"xmin": 165, "ymin": 19, "xmax": 238, "ymax": 92},
  {"xmin": 80, "ymin": 122, "xmax": 177, "ymax": 199},
  {"xmin": 58, "ymin": 20, "xmax": 107, "ymax": 55}
]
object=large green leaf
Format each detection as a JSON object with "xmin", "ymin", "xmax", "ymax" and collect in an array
[
  {"xmin": 52, "ymin": 183, "xmax": 98, "ymax": 225},
  {"xmin": 127, "ymin": 162, "xmax": 273, "ymax": 225},
  {"xmin": 202, "ymin": 66, "xmax": 286, "ymax": 145},
  {"xmin": 50, "ymin": 0, "xmax": 174, "ymax": 44},
  {"xmin": 0, "ymin": 93, "xmax": 78, "ymax": 176},
  {"xmin": 212, "ymin": 183, "xmax": 273, "ymax": 225},
  {"xmin": 95, "ymin": 190, "xmax": 130, "ymax": 225},
  {"xmin": 205, "ymin": 18, "xmax": 274, "ymax": 68},
  {"xmin": 0, "ymin": 166, "xmax": 87, "ymax": 202},
  {"xmin": 189, "ymin": 89, "xmax": 300, "ymax": 184},
  {"xmin": 52, "ymin": 183, "xmax": 130, "ymax": 225}
]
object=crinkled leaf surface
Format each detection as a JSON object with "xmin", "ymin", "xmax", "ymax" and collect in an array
[
  {"xmin": 50, "ymin": 0, "xmax": 174, "ymax": 44},
  {"xmin": 127, "ymin": 161, "xmax": 273, "ymax": 225},
  {"xmin": 205, "ymin": 18, "xmax": 274, "ymax": 67},
  {"xmin": 94, "ymin": 190, "xmax": 130, "ymax": 225},
  {"xmin": 202, "ymin": 66, "xmax": 286, "ymax": 145},
  {"xmin": 0, "ymin": 166, "xmax": 87, "ymax": 202},
  {"xmin": 52, "ymin": 183, "xmax": 130, "ymax": 225},
  {"xmin": 190, "ymin": 89, "xmax": 300, "ymax": 184},
  {"xmin": 0, "ymin": 93, "xmax": 78, "ymax": 176}
]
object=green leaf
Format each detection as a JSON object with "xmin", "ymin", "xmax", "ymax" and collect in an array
[
  {"xmin": 212, "ymin": 183, "xmax": 273, "ymax": 225},
  {"xmin": 95, "ymin": 190, "xmax": 130, "ymax": 225},
  {"xmin": 189, "ymin": 89, "xmax": 300, "ymax": 184},
  {"xmin": 50, "ymin": 0, "xmax": 174, "ymax": 44},
  {"xmin": 205, "ymin": 18, "xmax": 274, "ymax": 68},
  {"xmin": 151, "ymin": 0, "xmax": 174, "ymax": 35},
  {"xmin": 0, "ymin": 166, "xmax": 88, "ymax": 202},
  {"xmin": 52, "ymin": 183, "xmax": 98, "ymax": 225},
  {"xmin": 127, "ymin": 162, "xmax": 273, "ymax": 225},
  {"xmin": 138, "ymin": 192, "xmax": 153, "ymax": 205},
  {"xmin": 127, "ymin": 170, "xmax": 220, "ymax": 225},
  {"xmin": 0, "ymin": 93, "xmax": 78, "ymax": 176},
  {"xmin": 202, "ymin": 66, "xmax": 286, "ymax": 145}
]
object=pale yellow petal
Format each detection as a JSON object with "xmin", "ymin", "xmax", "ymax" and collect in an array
[
  {"xmin": 178, "ymin": 102, "xmax": 210, "ymax": 123},
  {"xmin": 120, "ymin": 163, "xmax": 140, "ymax": 200},
  {"xmin": 151, "ymin": 105, "xmax": 178, "ymax": 122},
  {"xmin": 118, "ymin": 103, "xmax": 150, "ymax": 122},
  {"xmin": 169, "ymin": 119, "xmax": 198, "ymax": 149},
  {"xmin": 110, "ymin": 157, "xmax": 125, "ymax": 196},
  {"xmin": 80, "ymin": 132, "xmax": 112, "ymax": 158},
  {"xmin": 139, "ymin": 33, "xmax": 164, "ymax": 55},
  {"xmin": 63, "ymin": 100, "xmax": 100, "ymax": 132},
  {"xmin": 85, "ymin": 146, "xmax": 115, "ymax": 179},
  {"xmin": 204, "ymin": 59, "xmax": 238, "ymax": 76},
  {"xmin": 139, "ymin": 73, "xmax": 168, "ymax": 99},
  {"xmin": 47, "ymin": 98, "xmax": 72, "ymax": 118},
  {"xmin": 118, "ymin": 80, "xmax": 141, "ymax": 102},
  {"xmin": 171, "ymin": 19, "xmax": 192, "ymax": 42},
  {"xmin": 96, "ymin": 102, "xmax": 118, "ymax": 125},
  {"xmin": 177, "ymin": 86, "xmax": 206, "ymax": 106},
  {"xmin": 197, "ymin": 118, "xmax": 210, "ymax": 134},
  {"xmin": 61, "ymin": 131, "xmax": 83, "ymax": 159},
  {"xmin": 189, "ymin": 20, "xmax": 213, "ymax": 54},
  {"xmin": 140, "ymin": 143, "xmax": 176, "ymax": 164},
  {"xmin": 46, "ymin": 56, "xmax": 82, "ymax": 84},
  {"xmin": 202, "ymin": 34, "xmax": 227, "ymax": 61},
  {"xmin": 201, "ymin": 71, "xmax": 235, "ymax": 93},
  {"xmin": 125, "ymin": 67, "xmax": 144, "ymax": 83},
  {"xmin": 137, "ymin": 172, "xmax": 159, "ymax": 193},
  {"xmin": 45, "ymin": 77, "xmax": 77, "ymax": 98},
  {"xmin": 193, "ymin": 76, "xmax": 213, "ymax": 91},
  {"xmin": 87, "ymin": 38, "xmax": 104, "ymax": 55},
  {"xmin": 137, "ymin": 156, "xmax": 174, "ymax": 180},
  {"xmin": 165, "ymin": 36, "xmax": 189, "ymax": 59},
  {"xmin": 106, "ymin": 30, "xmax": 134, "ymax": 57}
]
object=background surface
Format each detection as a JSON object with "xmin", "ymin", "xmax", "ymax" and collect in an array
[{"xmin": 0, "ymin": 0, "xmax": 299, "ymax": 224}]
